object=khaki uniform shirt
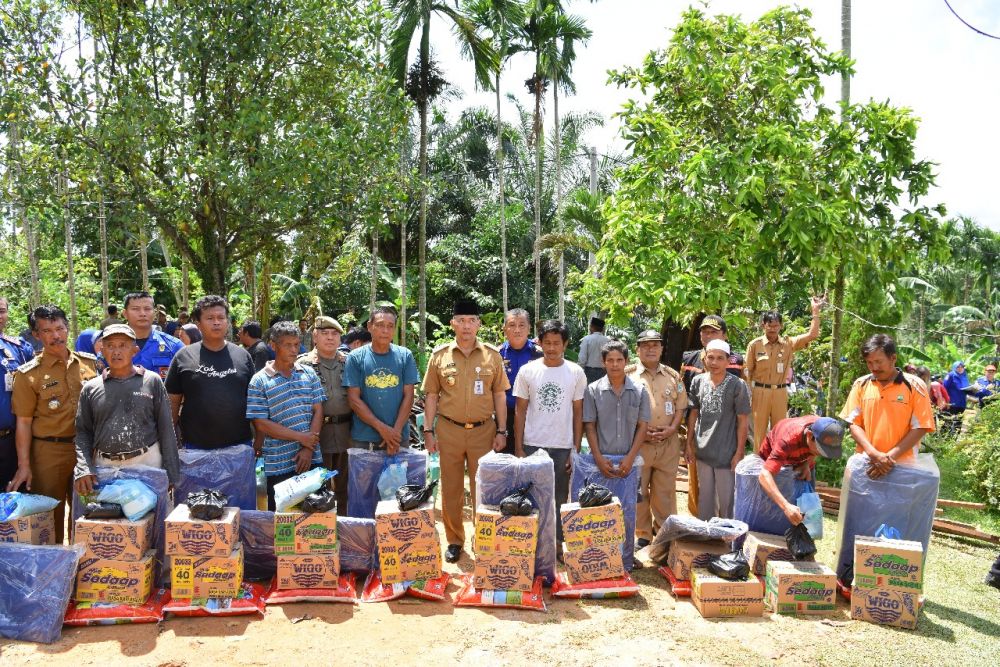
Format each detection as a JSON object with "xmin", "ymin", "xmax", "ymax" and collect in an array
[
  {"xmin": 629, "ymin": 363, "xmax": 688, "ymax": 431},
  {"xmin": 12, "ymin": 350, "xmax": 98, "ymax": 438},
  {"xmin": 422, "ymin": 341, "xmax": 510, "ymax": 422},
  {"xmin": 298, "ymin": 350, "xmax": 351, "ymax": 416},
  {"xmin": 745, "ymin": 334, "xmax": 811, "ymax": 386}
]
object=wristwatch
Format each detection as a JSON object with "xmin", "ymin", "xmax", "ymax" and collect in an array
[{"xmin": 496, "ymin": 429, "xmax": 508, "ymax": 436}]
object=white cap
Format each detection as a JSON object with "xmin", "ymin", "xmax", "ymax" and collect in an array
[{"xmin": 705, "ymin": 339, "xmax": 731, "ymax": 355}]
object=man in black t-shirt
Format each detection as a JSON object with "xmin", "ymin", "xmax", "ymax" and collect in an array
[
  {"xmin": 239, "ymin": 320, "xmax": 271, "ymax": 372},
  {"xmin": 165, "ymin": 296, "xmax": 256, "ymax": 449}
]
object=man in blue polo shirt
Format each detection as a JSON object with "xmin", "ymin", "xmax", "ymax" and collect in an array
[
  {"xmin": 0, "ymin": 296, "xmax": 35, "ymax": 490},
  {"xmin": 123, "ymin": 291, "xmax": 183, "ymax": 379},
  {"xmin": 498, "ymin": 308, "xmax": 543, "ymax": 454}
]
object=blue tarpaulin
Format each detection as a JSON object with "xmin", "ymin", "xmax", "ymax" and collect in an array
[
  {"xmin": 569, "ymin": 452, "xmax": 644, "ymax": 571},
  {"xmin": 346, "ymin": 448, "xmax": 427, "ymax": 519}
]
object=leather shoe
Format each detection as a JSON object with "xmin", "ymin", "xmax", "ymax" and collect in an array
[
  {"xmin": 636, "ymin": 538, "xmax": 651, "ymax": 549},
  {"xmin": 445, "ymin": 544, "xmax": 462, "ymax": 563}
]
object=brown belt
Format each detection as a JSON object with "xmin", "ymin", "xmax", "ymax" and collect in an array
[
  {"xmin": 752, "ymin": 381, "xmax": 789, "ymax": 389},
  {"xmin": 36, "ymin": 435, "xmax": 75, "ymax": 444},
  {"xmin": 440, "ymin": 414, "xmax": 488, "ymax": 429},
  {"xmin": 99, "ymin": 444, "xmax": 152, "ymax": 461},
  {"xmin": 323, "ymin": 414, "xmax": 352, "ymax": 425}
]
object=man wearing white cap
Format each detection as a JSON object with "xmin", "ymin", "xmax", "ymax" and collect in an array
[{"xmin": 685, "ymin": 339, "xmax": 751, "ymax": 520}]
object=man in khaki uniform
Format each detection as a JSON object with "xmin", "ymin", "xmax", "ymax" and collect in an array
[
  {"xmin": 630, "ymin": 330, "xmax": 687, "ymax": 548},
  {"xmin": 297, "ymin": 315, "xmax": 352, "ymax": 514},
  {"xmin": 745, "ymin": 296, "xmax": 824, "ymax": 451},
  {"xmin": 422, "ymin": 300, "xmax": 509, "ymax": 563},
  {"xmin": 9, "ymin": 305, "xmax": 97, "ymax": 543}
]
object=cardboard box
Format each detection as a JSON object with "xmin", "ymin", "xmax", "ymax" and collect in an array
[
  {"xmin": 561, "ymin": 542, "xmax": 625, "ymax": 584},
  {"xmin": 853, "ymin": 536, "xmax": 924, "ymax": 593},
  {"xmin": 851, "ymin": 586, "xmax": 921, "ymax": 630},
  {"xmin": 691, "ymin": 568, "xmax": 764, "ymax": 618},
  {"xmin": 764, "ymin": 560, "xmax": 837, "ymax": 615},
  {"xmin": 274, "ymin": 510, "xmax": 338, "ymax": 554},
  {"xmin": 474, "ymin": 507, "xmax": 538, "ymax": 558},
  {"xmin": 377, "ymin": 540, "xmax": 442, "ymax": 584},
  {"xmin": 164, "ymin": 504, "xmax": 240, "ymax": 557},
  {"xmin": 742, "ymin": 531, "xmax": 807, "ymax": 576},
  {"xmin": 375, "ymin": 500, "xmax": 437, "ymax": 550},
  {"xmin": 276, "ymin": 549, "xmax": 341, "ymax": 590},
  {"xmin": 171, "ymin": 545, "xmax": 244, "ymax": 599},
  {"xmin": 473, "ymin": 554, "xmax": 535, "ymax": 592},
  {"xmin": 74, "ymin": 513, "xmax": 154, "ymax": 562},
  {"xmin": 0, "ymin": 510, "xmax": 55, "ymax": 545},
  {"xmin": 75, "ymin": 549, "xmax": 155, "ymax": 604},
  {"xmin": 560, "ymin": 498, "xmax": 626, "ymax": 551},
  {"xmin": 666, "ymin": 539, "xmax": 732, "ymax": 581}
]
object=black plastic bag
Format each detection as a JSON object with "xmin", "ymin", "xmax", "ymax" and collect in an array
[
  {"xmin": 707, "ymin": 550, "xmax": 751, "ymax": 580},
  {"xmin": 784, "ymin": 522, "xmax": 817, "ymax": 560},
  {"xmin": 82, "ymin": 502, "xmax": 124, "ymax": 520},
  {"xmin": 187, "ymin": 489, "xmax": 228, "ymax": 520},
  {"xmin": 499, "ymin": 484, "xmax": 534, "ymax": 516},
  {"xmin": 395, "ymin": 479, "xmax": 438, "ymax": 511},
  {"xmin": 301, "ymin": 486, "xmax": 337, "ymax": 513},
  {"xmin": 579, "ymin": 479, "xmax": 613, "ymax": 507}
]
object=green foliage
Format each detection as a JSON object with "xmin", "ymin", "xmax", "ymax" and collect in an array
[{"xmin": 959, "ymin": 403, "xmax": 1000, "ymax": 510}]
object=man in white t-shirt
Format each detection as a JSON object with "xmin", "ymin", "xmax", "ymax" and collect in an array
[{"xmin": 513, "ymin": 319, "xmax": 587, "ymax": 556}]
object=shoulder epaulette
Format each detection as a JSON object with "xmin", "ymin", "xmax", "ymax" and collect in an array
[
  {"xmin": 624, "ymin": 363, "xmax": 638, "ymax": 374},
  {"xmin": 76, "ymin": 351, "xmax": 97, "ymax": 360},
  {"xmin": 16, "ymin": 357, "xmax": 40, "ymax": 373},
  {"xmin": 431, "ymin": 342, "xmax": 450, "ymax": 354},
  {"xmin": 482, "ymin": 342, "xmax": 500, "ymax": 352}
]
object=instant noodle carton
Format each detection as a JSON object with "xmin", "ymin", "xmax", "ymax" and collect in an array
[
  {"xmin": 853, "ymin": 536, "xmax": 924, "ymax": 593},
  {"xmin": 274, "ymin": 510, "xmax": 338, "ymax": 554},
  {"xmin": 164, "ymin": 504, "xmax": 240, "ymax": 557},
  {"xmin": 560, "ymin": 498, "xmax": 625, "ymax": 551},
  {"xmin": 374, "ymin": 499, "xmax": 437, "ymax": 549},
  {"xmin": 0, "ymin": 510, "xmax": 54, "ymax": 544},
  {"xmin": 561, "ymin": 542, "xmax": 625, "ymax": 584},
  {"xmin": 742, "ymin": 531, "xmax": 806, "ymax": 576},
  {"xmin": 474, "ymin": 507, "xmax": 538, "ymax": 558},
  {"xmin": 666, "ymin": 539, "xmax": 731, "ymax": 581},
  {"xmin": 764, "ymin": 560, "xmax": 837, "ymax": 615},
  {"xmin": 276, "ymin": 548, "xmax": 341, "ymax": 590},
  {"xmin": 74, "ymin": 513, "xmax": 154, "ymax": 562},
  {"xmin": 850, "ymin": 586, "xmax": 922, "ymax": 629},
  {"xmin": 75, "ymin": 549, "xmax": 155, "ymax": 604},
  {"xmin": 474, "ymin": 554, "xmax": 535, "ymax": 592},
  {"xmin": 691, "ymin": 568, "xmax": 764, "ymax": 618},
  {"xmin": 378, "ymin": 540, "xmax": 442, "ymax": 584},
  {"xmin": 171, "ymin": 544, "xmax": 244, "ymax": 599}
]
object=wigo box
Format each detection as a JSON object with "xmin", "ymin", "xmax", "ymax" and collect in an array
[
  {"xmin": 691, "ymin": 568, "xmax": 764, "ymax": 618},
  {"xmin": 378, "ymin": 540, "xmax": 441, "ymax": 584},
  {"xmin": 375, "ymin": 500, "xmax": 437, "ymax": 550},
  {"xmin": 276, "ymin": 549, "xmax": 341, "ymax": 590},
  {"xmin": 274, "ymin": 510, "xmax": 338, "ymax": 554},
  {"xmin": 666, "ymin": 539, "xmax": 731, "ymax": 581},
  {"xmin": 853, "ymin": 536, "xmax": 924, "ymax": 593},
  {"xmin": 74, "ymin": 513, "xmax": 154, "ymax": 561},
  {"xmin": 561, "ymin": 542, "xmax": 625, "ymax": 584},
  {"xmin": 75, "ymin": 549, "xmax": 155, "ymax": 605},
  {"xmin": 560, "ymin": 498, "xmax": 626, "ymax": 551},
  {"xmin": 473, "ymin": 554, "xmax": 535, "ymax": 592},
  {"xmin": 171, "ymin": 545, "xmax": 244, "ymax": 599},
  {"xmin": 764, "ymin": 560, "xmax": 837, "ymax": 615},
  {"xmin": 474, "ymin": 507, "xmax": 538, "ymax": 558},
  {"xmin": 164, "ymin": 504, "xmax": 240, "ymax": 557},
  {"xmin": 0, "ymin": 511, "xmax": 54, "ymax": 545},
  {"xmin": 851, "ymin": 586, "xmax": 922, "ymax": 630}
]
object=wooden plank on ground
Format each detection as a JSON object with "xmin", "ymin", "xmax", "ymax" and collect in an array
[{"xmin": 937, "ymin": 498, "xmax": 987, "ymax": 510}]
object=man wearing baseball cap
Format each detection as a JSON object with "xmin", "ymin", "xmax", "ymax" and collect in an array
[
  {"xmin": 680, "ymin": 314, "xmax": 744, "ymax": 393},
  {"xmin": 756, "ymin": 415, "xmax": 844, "ymax": 526}
]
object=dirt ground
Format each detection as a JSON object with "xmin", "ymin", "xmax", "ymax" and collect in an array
[{"xmin": 3, "ymin": 496, "xmax": 999, "ymax": 667}]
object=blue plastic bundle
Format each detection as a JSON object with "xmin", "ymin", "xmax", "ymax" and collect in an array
[
  {"xmin": 346, "ymin": 448, "xmax": 427, "ymax": 519},
  {"xmin": 834, "ymin": 453, "xmax": 940, "ymax": 584},
  {"xmin": 176, "ymin": 444, "xmax": 257, "ymax": 510},
  {"xmin": 476, "ymin": 450, "xmax": 557, "ymax": 585},
  {"xmin": 569, "ymin": 452, "xmax": 644, "ymax": 571},
  {"xmin": 0, "ymin": 544, "xmax": 83, "ymax": 643},
  {"xmin": 0, "ymin": 492, "xmax": 59, "ymax": 521},
  {"xmin": 734, "ymin": 454, "xmax": 796, "ymax": 535}
]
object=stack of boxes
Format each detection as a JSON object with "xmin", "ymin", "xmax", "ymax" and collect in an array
[
  {"xmin": 473, "ymin": 506, "xmax": 538, "ymax": 591},
  {"xmin": 274, "ymin": 507, "xmax": 340, "ymax": 590},
  {"xmin": 73, "ymin": 512, "xmax": 156, "ymax": 604},
  {"xmin": 559, "ymin": 498, "xmax": 626, "ymax": 584},
  {"xmin": 375, "ymin": 499, "xmax": 441, "ymax": 584},
  {"xmin": 850, "ymin": 535, "xmax": 924, "ymax": 629},
  {"xmin": 764, "ymin": 560, "xmax": 838, "ymax": 615},
  {"xmin": 0, "ymin": 509, "xmax": 55, "ymax": 544},
  {"xmin": 166, "ymin": 504, "xmax": 242, "ymax": 599}
]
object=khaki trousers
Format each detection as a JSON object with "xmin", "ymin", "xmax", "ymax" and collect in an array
[
  {"xmin": 30, "ymin": 438, "xmax": 76, "ymax": 544},
  {"xmin": 751, "ymin": 385, "xmax": 789, "ymax": 451},
  {"xmin": 636, "ymin": 436, "xmax": 681, "ymax": 541},
  {"xmin": 437, "ymin": 418, "xmax": 495, "ymax": 546}
]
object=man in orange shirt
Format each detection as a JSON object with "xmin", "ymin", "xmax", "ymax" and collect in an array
[{"xmin": 839, "ymin": 334, "xmax": 934, "ymax": 479}]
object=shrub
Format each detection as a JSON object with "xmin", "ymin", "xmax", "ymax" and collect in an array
[{"xmin": 960, "ymin": 404, "xmax": 1000, "ymax": 509}]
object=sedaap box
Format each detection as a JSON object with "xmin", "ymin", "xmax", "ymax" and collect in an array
[
  {"xmin": 375, "ymin": 499, "xmax": 437, "ymax": 551},
  {"xmin": 164, "ymin": 504, "xmax": 240, "ymax": 557},
  {"xmin": 560, "ymin": 498, "xmax": 626, "ymax": 551},
  {"xmin": 378, "ymin": 540, "xmax": 441, "ymax": 584},
  {"xmin": 853, "ymin": 536, "xmax": 924, "ymax": 593},
  {"xmin": 691, "ymin": 568, "xmax": 764, "ymax": 618},
  {"xmin": 75, "ymin": 549, "xmax": 155, "ymax": 604},
  {"xmin": 666, "ymin": 539, "xmax": 731, "ymax": 581},
  {"xmin": 474, "ymin": 506, "xmax": 538, "ymax": 558},
  {"xmin": 764, "ymin": 560, "xmax": 837, "ymax": 615},
  {"xmin": 74, "ymin": 513, "xmax": 154, "ymax": 562},
  {"xmin": 276, "ymin": 548, "xmax": 341, "ymax": 590},
  {"xmin": 742, "ymin": 531, "xmax": 807, "ymax": 576},
  {"xmin": 274, "ymin": 510, "xmax": 338, "ymax": 554},
  {"xmin": 171, "ymin": 545, "xmax": 244, "ymax": 599},
  {"xmin": 474, "ymin": 554, "xmax": 535, "ymax": 592},
  {"xmin": 851, "ymin": 586, "xmax": 921, "ymax": 630},
  {"xmin": 0, "ymin": 510, "xmax": 54, "ymax": 545},
  {"xmin": 561, "ymin": 542, "xmax": 625, "ymax": 584}
]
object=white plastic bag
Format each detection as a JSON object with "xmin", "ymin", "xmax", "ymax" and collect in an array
[
  {"xmin": 273, "ymin": 468, "xmax": 335, "ymax": 511},
  {"xmin": 96, "ymin": 480, "xmax": 157, "ymax": 521}
]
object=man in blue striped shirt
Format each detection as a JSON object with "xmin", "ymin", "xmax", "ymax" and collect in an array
[{"xmin": 246, "ymin": 320, "xmax": 325, "ymax": 510}]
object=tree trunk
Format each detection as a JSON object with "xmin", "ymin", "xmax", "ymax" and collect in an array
[
  {"xmin": 533, "ymin": 73, "xmax": 543, "ymax": 322},
  {"xmin": 10, "ymin": 123, "xmax": 41, "ymax": 308},
  {"xmin": 63, "ymin": 166, "xmax": 79, "ymax": 340},
  {"xmin": 497, "ymin": 78, "xmax": 508, "ymax": 314},
  {"xmin": 139, "ymin": 222, "xmax": 150, "ymax": 292},
  {"xmin": 99, "ymin": 189, "xmax": 109, "ymax": 312},
  {"xmin": 370, "ymin": 228, "xmax": 379, "ymax": 314},
  {"xmin": 554, "ymin": 79, "xmax": 564, "ymax": 322},
  {"xmin": 158, "ymin": 235, "xmax": 183, "ymax": 306},
  {"xmin": 416, "ymin": 22, "xmax": 431, "ymax": 354}
]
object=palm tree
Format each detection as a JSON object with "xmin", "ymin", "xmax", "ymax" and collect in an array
[{"xmin": 388, "ymin": 0, "xmax": 496, "ymax": 353}]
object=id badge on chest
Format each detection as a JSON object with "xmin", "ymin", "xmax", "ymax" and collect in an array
[
  {"xmin": 776, "ymin": 362, "xmax": 784, "ymax": 374},
  {"xmin": 4, "ymin": 372, "xmax": 12, "ymax": 393},
  {"xmin": 664, "ymin": 400, "xmax": 674, "ymax": 416},
  {"xmin": 474, "ymin": 380, "xmax": 484, "ymax": 395}
]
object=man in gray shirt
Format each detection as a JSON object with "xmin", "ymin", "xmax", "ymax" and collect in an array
[
  {"xmin": 579, "ymin": 317, "xmax": 610, "ymax": 384},
  {"xmin": 73, "ymin": 324, "xmax": 180, "ymax": 494}
]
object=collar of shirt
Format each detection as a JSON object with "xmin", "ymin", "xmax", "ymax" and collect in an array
[
  {"xmin": 101, "ymin": 365, "xmax": 144, "ymax": 381},
  {"xmin": 637, "ymin": 362, "xmax": 671, "ymax": 378},
  {"xmin": 39, "ymin": 350, "xmax": 78, "ymax": 369},
  {"xmin": 263, "ymin": 360, "xmax": 308, "ymax": 378},
  {"xmin": 595, "ymin": 374, "xmax": 640, "ymax": 395},
  {"xmin": 446, "ymin": 339, "xmax": 489, "ymax": 358}
]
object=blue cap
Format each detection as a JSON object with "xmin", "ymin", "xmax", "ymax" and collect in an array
[{"xmin": 810, "ymin": 417, "xmax": 844, "ymax": 459}]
